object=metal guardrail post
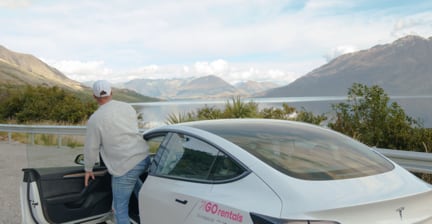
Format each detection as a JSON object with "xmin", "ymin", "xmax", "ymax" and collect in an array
[
  {"xmin": 58, "ymin": 135, "xmax": 62, "ymax": 148},
  {"xmin": 30, "ymin": 133, "xmax": 35, "ymax": 145}
]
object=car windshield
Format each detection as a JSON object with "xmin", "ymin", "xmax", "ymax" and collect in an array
[{"xmin": 188, "ymin": 120, "xmax": 394, "ymax": 180}]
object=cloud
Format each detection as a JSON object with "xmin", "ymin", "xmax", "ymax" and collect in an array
[
  {"xmin": 45, "ymin": 58, "xmax": 303, "ymax": 86},
  {"xmin": 194, "ymin": 60, "xmax": 229, "ymax": 75},
  {"xmin": 324, "ymin": 45, "xmax": 358, "ymax": 62},
  {"xmin": 0, "ymin": 0, "xmax": 30, "ymax": 8},
  {"xmin": 43, "ymin": 59, "xmax": 113, "ymax": 82},
  {"xmin": 391, "ymin": 12, "xmax": 432, "ymax": 38},
  {"xmin": 303, "ymin": 0, "xmax": 353, "ymax": 11},
  {"xmin": 3, "ymin": 0, "xmax": 432, "ymax": 87}
]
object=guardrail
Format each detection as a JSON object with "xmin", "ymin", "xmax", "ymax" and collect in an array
[
  {"xmin": 1, "ymin": 124, "xmax": 432, "ymax": 174},
  {"xmin": 0, "ymin": 124, "xmax": 86, "ymax": 147},
  {"xmin": 376, "ymin": 148, "xmax": 432, "ymax": 174}
]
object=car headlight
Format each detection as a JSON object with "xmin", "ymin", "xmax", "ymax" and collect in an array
[{"xmin": 251, "ymin": 213, "xmax": 341, "ymax": 224}]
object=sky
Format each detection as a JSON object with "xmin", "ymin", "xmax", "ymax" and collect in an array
[{"xmin": 1, "ymin": 0, "xmax": 432, "ymax": 85}]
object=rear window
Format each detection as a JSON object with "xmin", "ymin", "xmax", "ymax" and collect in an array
[{"xmin": 189, "ymin": 120, "xmax": 394, "ymax": 180}]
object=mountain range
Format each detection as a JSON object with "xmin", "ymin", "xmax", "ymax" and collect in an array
[
  {"xmin": 262, "ymin": 35, "xmax": 432, "ymax": 97},
  {"xmin": 118, "ymin": 76, "xmax": 278, "ymax": 100},
  {"xmin": 1, "ymin": 35, "xmax": 432, "ymax": 125},
  {"xmin": 258, "ymin": 35, "xmax": 432, "ymax": 127},
  {"xmin": 120, "ymin": 35, "xmax": 432, "ymax": 100},
  {"xmin": 3, "ymin": 35, "xmax": 432, "ymax": 100}
]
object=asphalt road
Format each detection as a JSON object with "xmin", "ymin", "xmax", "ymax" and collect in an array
[{"xmin": 0, "ymin": 143, "xmax": 26, "ymax": 224}]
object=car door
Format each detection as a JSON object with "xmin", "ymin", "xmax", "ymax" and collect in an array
[
  {"xmin": 20, "ymin": 144, "xmax": 113, "ymax": 224},
  {"xmin": 138, "ymin": 132, "xmax": 212, "ymax": 223},
  {"xmin": 21, "ymin": 166, "xmax": 112, "ymax": 224},
  {"xmin": 139, "ymin": 132, "xmax": 246, "ymax": 224},
  {"xmin": 139, "ymin": 132, "xmax": 255, "ymax": 224}
]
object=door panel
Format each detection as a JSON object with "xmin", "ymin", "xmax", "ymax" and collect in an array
[
  {"xmin": 23, "ymin": 166, "xmax": 112, "ymax": 223},
  {"xmin": 139, "ymin": 176, "xmax": 211, "ymax": 224}
]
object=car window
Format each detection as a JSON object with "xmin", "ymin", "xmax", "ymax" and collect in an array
[
  {"xmin": 154, "ymin": 133, "xmax": 245, "ymax": 182},
  {"xmin": 189, "ymin": 120, "xmax": 394, "ymax": 181},
  {"xmin": 146, "ymin": 135, "xmax": 165, "ymax": 154},
  {"xmin": 147, "ymin": 134, "xmax": 169, "ymax": 173},
  {"xmin": 208, "ymin": 153, "xmax": 244, "ymax": 181}
]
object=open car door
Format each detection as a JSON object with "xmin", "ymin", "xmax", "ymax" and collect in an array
[
  {"xmin": 21, "ymin": 166, "xmax": 113, "ymax": 224},
  {"xmin": 20, "ymin": 144, "xmax": 113, "ymax": 224}
]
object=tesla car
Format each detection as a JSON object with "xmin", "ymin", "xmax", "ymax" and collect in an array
[{"xmin": 21, "ymin": 119, "xmax": 432, "ymax": 223}]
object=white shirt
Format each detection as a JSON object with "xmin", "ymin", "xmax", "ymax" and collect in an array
[{"xmin": 84, "ymin": 100, "xmax": 149, "ymax": 176}]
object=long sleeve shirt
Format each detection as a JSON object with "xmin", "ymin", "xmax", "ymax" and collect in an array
[{"xmin": 84, "ymin": 100, "xmax": 149, "ymax": 176}]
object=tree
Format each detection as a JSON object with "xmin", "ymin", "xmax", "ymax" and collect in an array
[
  {"xmin": 0, "ymin": 85, "xmax": 97, "ymax": 124},
  {"xmin": 294, "ymin": 108, "xmax": 327, "ymax": 125},
  {"xmin": 328, "ymin": 83, "xmax": 424, "ymax": 150}
]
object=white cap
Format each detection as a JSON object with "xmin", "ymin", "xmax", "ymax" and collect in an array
[{"xmin": 92, "ymin": 80, "xmax": 112, "ymax": 97}]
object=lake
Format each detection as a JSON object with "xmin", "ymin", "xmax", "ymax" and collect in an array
[{"xmin": 131, "ymin": 96, "xmax": 432, "ymax": 128}]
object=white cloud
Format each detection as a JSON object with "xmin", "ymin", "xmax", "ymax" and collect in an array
[
  {"xmin": 44, "ymin": 59, "xmax": 113, "ymax": 82},
  {"xmin": 3, "ymin": 0, "xmax": 432, "ymax": 87},
  {"xmin": 45, "ymin": 58, "xmax": 305, "ymax": 86},
  {"xmin": 391, "ymin": 12, "xmax": 432, "ymax": 38},
  {"xmin": 324, "ymin": 45, "xmax": 359, "ymax": 62},
  {"xmin": 193, "ymin": 60, "xmax": 229, "ymax": 75},
  {"xmin": 0, "ymin": 0, "xmax": 30, "ymax": 8},
  {"xmin": 304, "ymin": 0, "xmax": 353, "ymax": 11}
]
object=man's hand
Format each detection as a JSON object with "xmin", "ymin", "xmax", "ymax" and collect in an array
[{"xmin": 84, "ymin": 171, "xmax": 95, "ymax": 187}]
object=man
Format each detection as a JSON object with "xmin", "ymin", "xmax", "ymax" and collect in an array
[{"xmin": 84, "ymin": 80, "xmax": 149, "ymax": 223}]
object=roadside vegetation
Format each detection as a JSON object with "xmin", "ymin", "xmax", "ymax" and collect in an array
[
  {"xmin": 0, "ymin": 85, "xmax": 97, "ymax": 124},
  {"xmin": 0, "ymin": 83, "xmax": 430, "ymax": 182},
  {"xmin": 2, "ymin": 83, "xmax": 431, "ymax": 153},
  {"xmin": 166, "ymin": 96, "xmax": 327, "ymax": 125},
  {"xmin": 167, "ymin": 83, "xmax": 432, "ymax": 153},
  {"xmin": 0, "ymin": 86, "xmax": 94, "ymax": 146}
]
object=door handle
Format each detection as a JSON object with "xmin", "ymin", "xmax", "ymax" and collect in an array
[{"xmin": 175, "ymin": 199, "xmax": 188, "ymax": 205}]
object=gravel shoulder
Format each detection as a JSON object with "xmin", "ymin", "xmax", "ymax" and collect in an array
[
  {"xmin": 0, "ymin": 143, "xmax": 26, "ymax": 224},
  {"xmin": 0, "ymin": 142, "xmax": 85, "ymax": 224}
]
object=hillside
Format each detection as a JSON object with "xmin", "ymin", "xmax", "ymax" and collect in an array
[
  {"xmin": 122, "ymin": 75, "xmax": 269, "ymax": 100},
  {"xmin": 259, "ymin": 35, "xmax": 432, "ymax": 127},
  {"xmin": 0, "ymin": 45, "xmax": 84, "ymax": 91},
  {"xmin": 175, "ymin": 75, "xmax": 246, "ymax": 99},
  {"xmin": 262, "ymin": 35, "xmax": 432, "ymax": 97},
  {"xmin": 235, "ymin": 80, "xmax": 278, "ymax": 95},
  {"xmin": 0, "ymin": 45, "xmax": 157, "ymax": 102}
]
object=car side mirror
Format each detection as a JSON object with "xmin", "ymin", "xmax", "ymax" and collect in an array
[{"xmin": 74, "ymin": 154, "xmax": 85, "ymax": 165}]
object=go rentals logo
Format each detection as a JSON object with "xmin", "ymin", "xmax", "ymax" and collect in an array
[{"xmin": 200, "ymin": 200, "xmax": 244, "ymax": 223}]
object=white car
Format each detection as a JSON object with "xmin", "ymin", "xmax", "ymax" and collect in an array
[{"xmin": 21, "ymin": 119, "xmax": 432, "ymax": 223}]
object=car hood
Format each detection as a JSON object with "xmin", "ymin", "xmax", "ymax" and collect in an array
[{"xmin": 251, "ymin": 161, "xmax": 432, "ymax": 220}]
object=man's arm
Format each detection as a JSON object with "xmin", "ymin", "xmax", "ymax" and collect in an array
[
  {"xmin": 84, "ymin": 171, "xmax": 95, "ymax": 187},
  {"xmin": 83, "ymin": 119, "xmax": 101, "ymax": 186}
]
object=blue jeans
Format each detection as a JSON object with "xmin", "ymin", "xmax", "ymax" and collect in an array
[{"xmin": 112, "ymin": 156, "xmax": 151, "ymax": 224}]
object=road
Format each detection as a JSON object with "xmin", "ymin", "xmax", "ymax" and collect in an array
[{"xmin": 0, "ymin": 143, "xmax": 26, "ymax": 224}]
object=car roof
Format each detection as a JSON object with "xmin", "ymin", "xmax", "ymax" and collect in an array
[{"xmin": 179, "ymin": 118, "xmax": 322, "ymax": 132}]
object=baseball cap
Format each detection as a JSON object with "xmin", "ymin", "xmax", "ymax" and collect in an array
[{"xmin": 92, "ymin": 80, "xmax": 112, "ymax": 98}]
